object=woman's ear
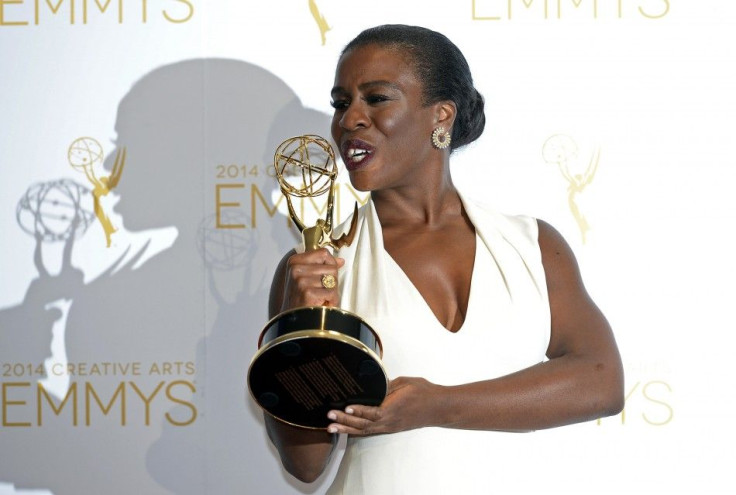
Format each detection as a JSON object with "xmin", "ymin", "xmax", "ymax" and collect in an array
[{"xmin": 435, "ymin": 100, "xmax": 457, "ymax": 132}]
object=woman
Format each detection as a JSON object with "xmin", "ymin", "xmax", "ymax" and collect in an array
[{"xmin": 265, "ymin": 24, "xmax": 624, "ymax": 493}]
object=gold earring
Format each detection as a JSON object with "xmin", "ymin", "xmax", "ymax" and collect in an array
[{"xmin": 431, "ymin": 127, "xmax": 451, "ymax": 150}]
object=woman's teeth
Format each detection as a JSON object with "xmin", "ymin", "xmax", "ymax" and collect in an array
[{"xmin": 347, "ymin": 148, "xmax": 370, "ymax": 162}]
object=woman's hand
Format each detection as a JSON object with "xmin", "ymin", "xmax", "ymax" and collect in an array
[
  {"xmin": 276, "ymin": 248, "xmax": 345, "ymax": 312},
  {"xmin": 326, "ymin": 377, "xmax": 443, "ymax": 436}
]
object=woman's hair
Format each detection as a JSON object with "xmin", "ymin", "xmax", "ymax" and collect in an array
[{"xmin": 341, "ymin": 24, "xmax": 486, "ymax": 151}]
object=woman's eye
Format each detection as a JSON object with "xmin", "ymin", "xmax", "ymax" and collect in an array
[
  {"xmin": 330, "ymin": 99, "xmax": 348, "ymax": 110},
  {"xmin": 366, "ymin": 95, "xmax": 389, "ymax": 104}
]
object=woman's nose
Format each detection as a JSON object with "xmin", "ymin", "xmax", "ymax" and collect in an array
[{"xmin": 339, "ymin": 101, "xmax": 369, "ymax": 130}]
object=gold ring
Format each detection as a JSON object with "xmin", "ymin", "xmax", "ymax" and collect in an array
[{"xmin": 321, "ymin": 274, "xmax": 336, "ymax": 289}]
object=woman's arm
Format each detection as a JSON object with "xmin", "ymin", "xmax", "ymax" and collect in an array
[
  {"xmin": 261, "ymin": 249, "xmax": 343, "ymax": 482},
  {"xmin": 326, "ymin": 220, "xmax": 624, "ymax": 435},
  {"xmin": 264, "ymin": 415, "xmax": 337, "ymax": 483}
]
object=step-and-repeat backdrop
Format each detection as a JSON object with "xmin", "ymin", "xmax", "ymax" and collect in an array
[{"xmin": 1, "ymin": 1, "xmax": 734, "ymax": 494}]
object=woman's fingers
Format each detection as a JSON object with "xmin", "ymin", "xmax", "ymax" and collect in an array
[
  {"xmin": 325, "ymin": 377, "xmax": 440, "ymax": 436},
  {"xmin": 282, "ymin": 249, "xmax": 344, "ymax": 308},
  {"xmin": 326, "ymin": 406, "xmax": 383, "ymax": 435}
]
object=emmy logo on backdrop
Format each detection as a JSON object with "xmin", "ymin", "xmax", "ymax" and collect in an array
[
  {"xmin": 68, "ymin": 137, "xmax": 126, "ymax": 247},
  {"xmin": 542, "ymin": 134, "xmax": 600, "ymax": 244},
  {"xmin": 308, "ymin": 0, "xmax": 331, "ymax": 45},
  {"xmin": 247, "ymin": 135, "xmax": 387, "ymax": 429}
]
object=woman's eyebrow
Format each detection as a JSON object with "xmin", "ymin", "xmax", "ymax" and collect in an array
[{"xmin": 331, "ymin": 80, "xmax": 402, "ymax": 97}]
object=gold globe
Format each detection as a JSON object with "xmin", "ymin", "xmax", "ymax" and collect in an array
[
  {"xmin": 68, "ymin": 137, "xmax": 104, "ymax": 171},
  {"xmin": 273, "ymin": 135, "xmax": 337, "ymax": 199}
]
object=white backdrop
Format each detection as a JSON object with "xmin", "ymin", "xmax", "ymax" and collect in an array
[{"xmin": 1, "ymin": 1, "xmax": 734, "ymax": 494}]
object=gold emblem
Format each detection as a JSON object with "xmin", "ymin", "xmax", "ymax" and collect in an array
[
  {"xmin": 68, "ymin": 137, "xmax": 126, "ymax": 247},
  {"xmin": 320, "ymin": 273, "xmax": 336, "ymax": 289},
  {"xmin": 542, "ymin": 134, "xmax": 600, "ymax": 244},
  {"xmin": 308, "ymin": 0, "xmax": 331, "ymax": 45}
]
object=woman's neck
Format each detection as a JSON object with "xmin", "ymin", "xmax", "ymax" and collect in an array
[{"xmin": 371, "ymin": 173, "xmax": 462, "ymax": 230}]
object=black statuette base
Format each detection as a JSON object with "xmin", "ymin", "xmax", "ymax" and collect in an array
[{"xmin": 248, "ymin": 307, "xmax": 387, "ymax": 429}]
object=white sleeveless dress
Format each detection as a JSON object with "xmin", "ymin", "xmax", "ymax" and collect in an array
[{"xmin": 327, "ymin": 192, "xmax": 551, "ymax": 495}]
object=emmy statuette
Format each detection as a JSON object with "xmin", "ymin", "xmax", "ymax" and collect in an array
[{"xmin": 247, "ymin": 135, "xmax": 387, "ymax": 429}]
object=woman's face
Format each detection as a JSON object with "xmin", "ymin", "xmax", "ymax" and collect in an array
[{"xmin": 330, "ymin": 44, "xmax": 439, "ymax": 192}]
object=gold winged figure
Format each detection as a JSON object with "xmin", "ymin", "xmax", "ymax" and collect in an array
[{"xmin": 78, "ymin": 146, "xmax": 126, "ymax": 247}]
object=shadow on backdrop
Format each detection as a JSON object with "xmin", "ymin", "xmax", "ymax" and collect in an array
[{"xmin": 0, "ymin": 58, "xmax": 335, "ymax": 494}]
